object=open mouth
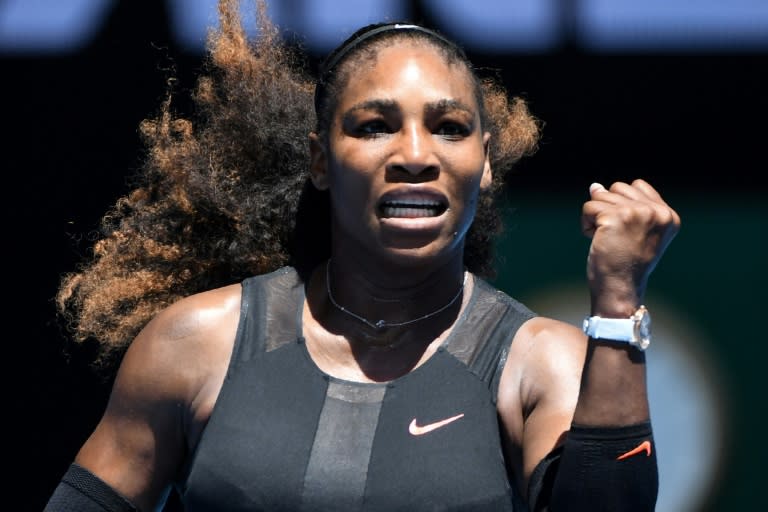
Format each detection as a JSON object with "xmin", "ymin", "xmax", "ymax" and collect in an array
[{"xmin": 380, "ymin": 198, "xmax": 447, "ymax": 218}]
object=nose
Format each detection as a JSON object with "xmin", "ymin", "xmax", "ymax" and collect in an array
[{"xmin": 389, "ymin": 121, "xmax": 438, "ymax": 176}]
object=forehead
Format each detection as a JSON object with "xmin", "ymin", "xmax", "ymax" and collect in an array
[{"xmin": 336, "ymin": 41, "xmax": 477, "ymax": 108}]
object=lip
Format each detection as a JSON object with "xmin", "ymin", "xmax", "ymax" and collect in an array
[
  {"xmin": 377, "ymin": 186, "xmax": 449, "ymax": 233},
  {"xmin": 378, "ymin": 187, "xmax": 447, "ymax": 214}
]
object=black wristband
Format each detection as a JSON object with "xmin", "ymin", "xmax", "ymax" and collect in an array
[
  {"xmin": 529, "ymin": 422, "xmax": 658, "ymax": 512},
  {"xmin": 44, "ymin": 463, "xmax": 137, "ymax": 512}
]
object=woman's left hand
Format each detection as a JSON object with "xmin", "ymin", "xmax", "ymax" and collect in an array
[{"xmin": 581, "ymin": 179, "xmax": 681, "ymax": 314}]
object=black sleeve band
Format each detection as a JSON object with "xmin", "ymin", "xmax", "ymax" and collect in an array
[
  {"xmin": 527, "ymin": 444, "xmax": 564, "ymax": 511},
  {"xmin": 528, "ymin": 422, "xmax": 658, "ymax": 512},
  {"xmin": 44, "ymin": 463, "xmax": 137, "ymax": 512}
]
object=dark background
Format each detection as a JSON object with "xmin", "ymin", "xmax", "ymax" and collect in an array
[{"xmin": 5, "ymin": 1, "xmax": 765, "ymax": 510}]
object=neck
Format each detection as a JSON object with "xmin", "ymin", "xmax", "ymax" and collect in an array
[
  {"xmin": 302, "ymin": 259, "xmax": 472, "ymax": 380},
  {"xmin": 322, "ymin": 257, "xmax": 467, "ymax": 338},
  {"xmin": 326, "ymin": 260, "xmax": 466, "ymax": 332}
]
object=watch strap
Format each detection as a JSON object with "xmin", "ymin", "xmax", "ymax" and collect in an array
[
  {"xmin": 583, "ymin": 316, "xmax": 635, "ymax": 342},
  {"xmin": 582, "ymin": 305, "xmax": 650, "ymax": 351}
]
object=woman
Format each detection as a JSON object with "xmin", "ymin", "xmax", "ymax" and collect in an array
[{"xmin": 45, "ymin": 0, "xmax": 679, "ymax": 510}]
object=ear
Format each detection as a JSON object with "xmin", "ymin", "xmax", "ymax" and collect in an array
[
  {"xmin": 308, "ymin": 132, "xmax": 329, "ymax": 190},
  {"xmin": 480, "ymin": 131, "xmax": 492, "ymax": 189}
]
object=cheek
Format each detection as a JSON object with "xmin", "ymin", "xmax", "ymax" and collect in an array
[
  {"xmin": 327, "ymin": 142, "xmax": 385, "ymax": 188},
  {"xmin": 326, "ymin": 155, "xmax": 378, "ymax": 214},
  {"xmin": 449, "ymin": 155, "xmax": 486, "ymax": 192},
  {"xmin": 450, "ymin": 169, "xmax": 486, "ymax": 222},
  {"xmin": 336, "ymin": 138, "xmax": 387, "ymax": 165}
]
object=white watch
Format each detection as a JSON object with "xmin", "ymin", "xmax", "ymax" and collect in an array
[{"xmin": 582, "ymin": 305, "xmax": 651, "ymax": 351}]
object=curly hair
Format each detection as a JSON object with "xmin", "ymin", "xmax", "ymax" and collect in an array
[{"xmin": 55, "ymin": 0, "xmax": 540, "ymax": 365}]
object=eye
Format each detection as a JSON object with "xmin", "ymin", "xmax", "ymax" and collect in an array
[
  {"xmin": 435, "ymin": 121, "xmax": 471, "ymax": 139},
  {"xmin": 356, "ymin": 120, "xmax": 390, "ymax": 137}
]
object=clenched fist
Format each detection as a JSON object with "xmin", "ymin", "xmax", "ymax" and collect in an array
[{"xmin": 581, "ymin": 179, "xmax": 681, "ymax": 317}]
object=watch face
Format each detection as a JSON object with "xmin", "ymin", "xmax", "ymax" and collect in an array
[{"xmin": 635, "ymin": 306, "xmax": 651, "ymax": 349}]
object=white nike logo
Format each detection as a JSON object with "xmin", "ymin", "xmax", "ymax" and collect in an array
[{"xmin": 408, "ymin": 413, "xmax": 465, "ymax": 436}]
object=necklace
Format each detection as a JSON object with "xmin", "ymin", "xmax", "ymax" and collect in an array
[{"xmin": 325, "ymin": 260, "xmax": 467, "ymax": 330}]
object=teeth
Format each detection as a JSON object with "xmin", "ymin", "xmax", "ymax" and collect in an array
[
  {"xmin": 381, "ymin": 199, "xmax": 445, "ymax": 218},
  {"xmin": 387, "ymin": 198, "xmax": 441, "ymax": 207},
  {"xmin": 382, "ymin": 206, "xmax": 440, "ymax": 217}
]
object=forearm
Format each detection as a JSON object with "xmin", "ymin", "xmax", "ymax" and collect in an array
[
  {"xmin": 572, "ymin": 341, "xmax": 650, "ymax": 426},
  {"xmin": 532, "ymin": 307, "xmax": 657, "ymax": 510},
  {"xmin": 542, "ymin": 323, "xmax": 656, "ymax": 510},
  {"xmin": 573, "ymin": 272, "xmax": 652, "ymax": 424}
]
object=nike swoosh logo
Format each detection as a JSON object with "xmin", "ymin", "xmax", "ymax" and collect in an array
[
  {"xmin": 409, "ymin": 413, "xmax": 465, "ymax": 436},
  {"xmin": 616, "ymin": 440, "xmax": 652, "ymax": 460}
]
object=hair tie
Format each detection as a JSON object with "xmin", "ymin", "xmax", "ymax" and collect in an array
[{"xmin": 314, "ymin": 23, "xmax": 465, "ymax": 114}]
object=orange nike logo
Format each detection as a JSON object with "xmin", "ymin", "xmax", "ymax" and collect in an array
[
  {"xmin": 408, "ymin": 413, "xmax": 465, "ymax": 436},
  {"xmin": 616, "ymin": 440, "xmax": 652, "ymax": 460}
]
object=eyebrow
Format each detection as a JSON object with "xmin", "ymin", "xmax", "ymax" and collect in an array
[
  {"xmin": 344, "ymin": 99, "xmax": 397, "ymax": 117},
  {"xmin": 344, "ymin": 98, "xmax": 475, "ymax": 117},
  {"xmin": 425, "ymin": 98, "xmax": 475, "ymax": 117}
]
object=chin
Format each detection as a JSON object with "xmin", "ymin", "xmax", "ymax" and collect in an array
[{"xmin": 377, "ymin": 238, "xmax": 463, "ymax": 269}]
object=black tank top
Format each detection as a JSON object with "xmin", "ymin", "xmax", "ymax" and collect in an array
[{"xmin": 180, "ymin": 266, "xmax": 535, "ymax": 511}]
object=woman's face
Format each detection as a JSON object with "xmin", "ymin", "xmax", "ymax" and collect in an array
[{"xmin": 311, "ymin": 41, "xmax": 491, "ymax": 268}]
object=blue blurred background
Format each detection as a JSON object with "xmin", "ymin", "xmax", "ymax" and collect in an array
[{"xmin": 5, "ymin": 1, "xmax": 765, "ymax": 510}]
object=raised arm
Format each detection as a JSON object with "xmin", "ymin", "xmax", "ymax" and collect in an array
[
  {"xmin": 499, "ymin": 179, "xmax": 680, "ymax": 511},
  {"xmin": 575, "ymin": 178, "xmax": 680, "ymax": 425}
]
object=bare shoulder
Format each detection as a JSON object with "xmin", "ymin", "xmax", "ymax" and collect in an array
[
  {"xmin": 139, "ymin": 282, "xmax": 243, "ymax": 353},
  {"xmin": 73, "ymin": 283, "xmax": 244, "ymax": 509},
  {"xmin": 117, "ymin": 282, "xmax": 244, "ymax": 399},
  {"xmin": 509, "ymin": 316, "xmax": 587, "ymax": 387},
  {"xmin": 500, "ymin": 316, "xmax": 587, "ymax": 415}
]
